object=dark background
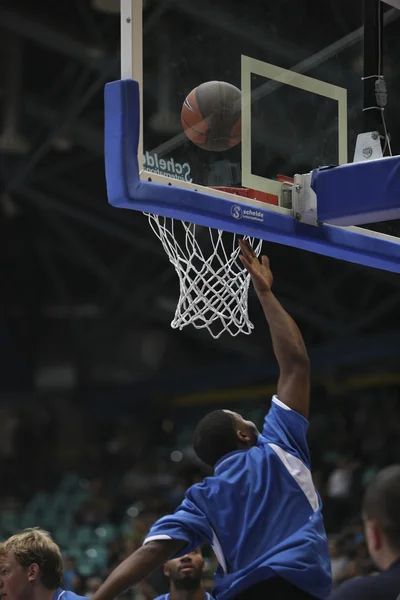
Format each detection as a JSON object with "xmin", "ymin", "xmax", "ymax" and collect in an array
[{"xmin": 0, "ymin": 0, "xmax": 400, "ymax": 398}]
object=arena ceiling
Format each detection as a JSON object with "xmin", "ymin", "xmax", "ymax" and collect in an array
[{"xmin": 0, "ymin": 0, "xmax": 400, "ymax": 393}]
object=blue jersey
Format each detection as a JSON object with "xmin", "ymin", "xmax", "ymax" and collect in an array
[
  {"xmin": 144, "ymin": 397, "xmax": 331, "ymax": 599},
  {"xmin": 52, "ymin": 589, "xmax": 87, "ymax": 600},
  {"xmin": 154, "ymin": 593, "xmax": 214, "ymax": 600}
]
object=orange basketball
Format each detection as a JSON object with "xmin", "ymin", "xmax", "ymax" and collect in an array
[{"xmin": 181, "ymin": 81, "xmax": 241, "ymax": 152}]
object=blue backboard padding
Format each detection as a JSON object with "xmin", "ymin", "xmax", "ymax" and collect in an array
[
  {"xmin": 104, "ymin": 79, "xmax": 400, "ymax": 273},
  {"xmin": 313, "ymin": 157, "xmax": 400, "ymax": 226}
]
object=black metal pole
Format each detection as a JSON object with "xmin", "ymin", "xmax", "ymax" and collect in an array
[{"xmin": 363, "ymin": 0, "xmax": 384, "ymax": 133}]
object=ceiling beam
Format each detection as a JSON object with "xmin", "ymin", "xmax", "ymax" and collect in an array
[
  {"xmin": 18, "ymin": 185, "xmax": 153, "ymax": 250},
  {"xmin": 169, "ymin": 0, "xmax": 309, "ymax": 65},
  {"xmin": 4, "ymin": 63, "xmax": 115, "ymax": 195},
  {"xmin": 0, "ymin": 8, "xmax": 109, "ymax": 68}
]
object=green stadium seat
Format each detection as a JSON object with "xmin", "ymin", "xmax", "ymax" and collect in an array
[
  {"xmin": 68, "ymin": 489, "xmax": 90, "ymax": 511},
  {"xmin": 20, "ymin": 510, "xmax": 40, "ymax": 530},
  {"xmin": 95, "ymin": 524, "xmax": 117, "ymax": 543},
  {"xmin": 0, "ymin": 511, "xmax": 19, "ymax": 535},
  {"xmin": 52, "ymin": 526, "xmax": 71, "ymax": 547},
  {"xmin": 73, "ymin": 526, "xmax": 97, "ymax": 547},
  {"xmin": 120, "ymin": 520, "xmax": 134, "ymax": 537},
  {"xmin": 86, "ymin": 546, "xmax": 108, "ymax": 567},
  {"xmin": 51, "ymin": 491, "xmax": 70, "ymax": 511},
  {"xmin": 27, "ymin": 492, "xmax": 49, "ymax": 511},
  {"xmin": 77, "ymin": 560, "xmax": 97, "ymax": 577},
  {"xmin": 58, "ymin": 473, "xmax": 81, "ymax": 494},
  {"xmin": 66, "ymin": 546, "xmax": 85, "ymax": 562}
]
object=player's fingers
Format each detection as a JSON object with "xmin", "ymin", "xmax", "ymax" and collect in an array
[
  {"xmin": 239, "ymin": 239, "xmax": 255, "ymax": 262},
  {"xmin": 238, "ymin": 238, "xmax": 249, "ymax": 252},
  {"xmin": 248, "ymin": 241, "xmax": 257, "ymax": 258},
  {"xmin": 261, "ymin": 255, "xmax": 270, "ymax": 268},
  {"xmin": 239, "ymin": 255, "xmax": 252, "ymax": 272},
  {"xmin": 244, "ymin": 238, "xmax": 257, "ymax": 257}
]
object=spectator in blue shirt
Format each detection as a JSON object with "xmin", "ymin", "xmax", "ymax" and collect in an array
[
  {"xmin": 62, "ymin": 556, "xmax": 78, "ymax": 592},
  {"xmin": 329, "ymin": 465, "xmax": 400, "ymax": 599},
  {"xmin": 0, "ymin": 528, "xmax": 86, "ymax": 600},
  {"xmin": 91, "ymin": 240, "xmax": 331, "ymax": 600},
  {"xmin": 154, "ymin": 548, "xmax": 214, "ymax": 600}
]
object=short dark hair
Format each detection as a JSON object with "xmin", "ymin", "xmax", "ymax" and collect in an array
[
  {"xmin": 193, "ymin": 410, "xmax": 238, "ymax": 467},
  {"xmin": 363, "ymin": 465, "xmax": 400, "ymax": 551}
]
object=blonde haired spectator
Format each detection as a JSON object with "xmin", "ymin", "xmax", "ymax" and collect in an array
[{"xmin": 0, "ymin": 529, "xmax": 86, "ymax": 600}]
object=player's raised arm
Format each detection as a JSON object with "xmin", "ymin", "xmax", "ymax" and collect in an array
[
  {"xmin": 91, "ymin": 539, "xmax": 185, "ymax": 600},
  {"xmin": 239, "ymin": 239, "xmax": 310, "ymax": 418}
]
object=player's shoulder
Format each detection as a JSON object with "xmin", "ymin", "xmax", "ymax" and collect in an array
[
  {"xmin": 329, "ymin": 573, "xmax": 396, "ymax": 599},
  {"xmin": 184, "ymin": 473, "xmax": 228, "ymax": 511},
  {"xmin": 260, "ymin": 395, "xmax": 310, "ymax": 452},
  {"xmin": 58, "ymin": 590, "xmax": 88, "ymax": 600},
  {"xmin": 268, "ymin": 395, "xmax": 309, "ymax": 423},
  {"xmin": 186, "ymin": 477, "xmax": 217, "ymax": 499},
  {"xmin": 153, "ymin": 595, "xmax": 168, "ymax": 600}
]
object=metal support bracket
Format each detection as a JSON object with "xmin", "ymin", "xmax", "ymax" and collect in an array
[
  {"xmin": 353, "ymin": 131, "xmax": 383, "ymax": 162},
  {"xmin": 292, "ymin": 172, "xmax": 319, "ymax": 227}
]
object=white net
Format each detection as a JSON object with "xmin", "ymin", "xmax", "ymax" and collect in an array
[{"xmin": 146, "ymin": 214, "xmax": 263, "ymax": 339}]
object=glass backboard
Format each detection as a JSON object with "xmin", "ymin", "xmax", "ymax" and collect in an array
[
  {"xmin": 135, "ymin": 0, "xmax": 357, "ymax": 195},
  {"xmin": 112, "ymin": 0, "xmax": 400, "ymax": 253}
]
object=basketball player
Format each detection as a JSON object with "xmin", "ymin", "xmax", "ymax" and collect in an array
[
  {"xmin": 155, "ymin": 548, "xmax": 214, "ymax": 600},
  {"xmin": 329, "ymin": 465, "xmax": 400, "ymax": 599},
  {"xmin": 0, "ymin": 528, "xmax": 87, "ymax": 600},
  {"xmin": 91, "ymin": 239, "xmax": 331, "ymax": 600}
]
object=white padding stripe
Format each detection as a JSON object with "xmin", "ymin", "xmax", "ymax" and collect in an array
[
  {"xmin": 143, "ymin": 534, "xmax": 172, "ymax": 545},
  {"xmin": 272, "ymin": 395, "xmax": 291, "ymax": 410},
  {"xmin": 269, "ymin": 443, "xmax": 319, "ymax": 511},
  {"xmin": 211, "ymin": 528, "xmax": 228, "ymax": 574}
]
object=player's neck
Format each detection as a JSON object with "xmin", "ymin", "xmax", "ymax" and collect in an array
[
  {"xmin": 32, "ymin": 586, "xmax": 57, "ymax": 600},
  {"xmin": 169, "ymin": 585, "xmax": 205, "ymax": 600},
  {"xmin": 379, "ymin": 547, "xmax": 400, "ymax": 571}
]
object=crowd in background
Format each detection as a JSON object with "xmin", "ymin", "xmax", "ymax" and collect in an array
[{"xmin": 1, "ymin": 383, "xmax": 400, "ymax": 595}]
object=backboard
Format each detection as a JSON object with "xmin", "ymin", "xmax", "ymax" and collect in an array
[
  {"xmin": 123, "ymin": 0, "xmax": 350, "ymax": 196},
  {"xmin": 105, "ymin": 0, "xmax": 400, "ymax": 273}
]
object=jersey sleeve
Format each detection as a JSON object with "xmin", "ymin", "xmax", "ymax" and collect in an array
[
  {"xmin": 143, "ymin": 489, "xmax": 212, "ymax": 557},
  {"xmin": 261, "ymin": 395, "xmax": 311, "ymax": 467}
]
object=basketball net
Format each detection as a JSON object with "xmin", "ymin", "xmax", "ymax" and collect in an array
[{"xmin": 145, "ymin": 213, "xmax": 262, "ymax": 339}]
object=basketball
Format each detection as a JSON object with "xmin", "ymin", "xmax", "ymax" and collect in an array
[{"xmin": 181, "ymin": 81, "xmax": 241, "ymax": 152}]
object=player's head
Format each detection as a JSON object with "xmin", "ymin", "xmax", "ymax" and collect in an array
[
  {"xmin": 163, "ymin": 548, "xmax": 205, "ymax": 591},
  {"xmin": 193, "ymin": 409, "xmax": 259, "ymax": 467},
  {"xmin": 362, "ymin": 465, "xmax": 400, "ymax": 570},
  {"xmin": 0, "ymin": 528, "xmax": 63, "ymax": 600}
]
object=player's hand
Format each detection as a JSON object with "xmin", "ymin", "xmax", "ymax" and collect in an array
[{"xmin": 239, "ymin": 239, "xmax": 273, "ymax": 294}]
